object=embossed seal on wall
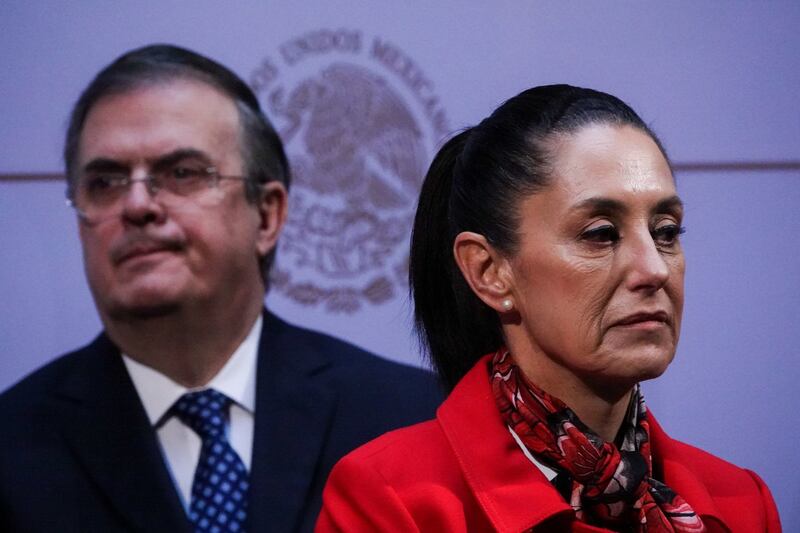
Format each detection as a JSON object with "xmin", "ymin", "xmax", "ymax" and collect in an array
[{"xmin": 251, "ymin": 29, "xmax": 450, "ymax": 312}]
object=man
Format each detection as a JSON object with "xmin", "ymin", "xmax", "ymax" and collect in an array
[{"xmin": 0, "ymin": 44, "xmax": 441, "ymax": 532}]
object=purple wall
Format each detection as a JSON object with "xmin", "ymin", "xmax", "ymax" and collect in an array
[{"xmin": 2, "ymin": 1, "xmax": 798, "ymax": 526}]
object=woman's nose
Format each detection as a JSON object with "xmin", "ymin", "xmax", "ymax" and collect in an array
[{"xmin": 623, "ymin": 231, "xmax": 670, "ymax": 293}]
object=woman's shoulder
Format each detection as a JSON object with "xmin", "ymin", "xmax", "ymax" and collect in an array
[
  {"xmin": 652, "ymin": 420, "xmax": 781, "ymax": 531},
  {"xmin": 318, "ymin": 418, "xmax": 484, "ymax": 532},
  {"xmin": 334, "ymin": 417, "xmax": 456, "ymax": 476},
  {"xmin": 666, "ymin": 437, "xmax": 748, "ymax": 472},
  {"xmin": 656, "ymin": 428, "xmax": 761, "ymax": 488}
]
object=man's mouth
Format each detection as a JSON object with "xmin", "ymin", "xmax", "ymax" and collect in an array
[{"xmin": 112, "ymin": 236, "xmax": 184, "ymax": 265}]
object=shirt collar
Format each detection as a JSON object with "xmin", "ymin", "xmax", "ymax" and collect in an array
[
  {"xmin": 123, "ymin": 314, "xmax": 262, "ymax": 426},
  {"xmin": 508, "ymin": 426, "xmax": 559, "ymax": 481}
]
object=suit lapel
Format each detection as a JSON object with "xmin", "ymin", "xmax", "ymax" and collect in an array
[
  {"xmin": 56, "ymin": 334, "xmax": 190, "ymax": 533},
  {"xmin": 248, "ymin": 311, "xmax": 337, "ymax": 533}
]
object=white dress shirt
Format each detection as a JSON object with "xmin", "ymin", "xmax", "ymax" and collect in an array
[{"xmin": 122, "ymin": 314, "xmax": 262, "ymax": 509}]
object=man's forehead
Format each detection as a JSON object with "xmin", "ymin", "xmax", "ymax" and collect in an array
[
  {"xmin": 85, "ymin": 76, "xmax": 239, "ymax": 117},
  {"xmin": 77, "ymin": 78, "xmax": 242, "ymax": 165}
]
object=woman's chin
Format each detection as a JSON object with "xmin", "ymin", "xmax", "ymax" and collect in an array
[{"xmin": 613, "ymin": 349, "xmax": 675, "ymax": 385}]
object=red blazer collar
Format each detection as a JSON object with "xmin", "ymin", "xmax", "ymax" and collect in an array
[
  {"xmin": 436, "ymin": 355, "xmax": 731, "ymax": 533},
  {"xmin": 436, "ymin": 355, "xmax": 574, "ymax": 532}
]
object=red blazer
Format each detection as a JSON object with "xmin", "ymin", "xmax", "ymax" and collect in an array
[{"xmin": 317, "ymin": 356, "xmax": 781, "ymax": 532}]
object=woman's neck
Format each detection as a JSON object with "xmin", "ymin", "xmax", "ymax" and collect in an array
[{"xmin": 506, "ymin": 341, "xmax": 634, "ymax": 442}]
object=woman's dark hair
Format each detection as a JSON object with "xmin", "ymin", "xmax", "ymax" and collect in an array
[{"xmin": 410, "ymin": 84, "xmax": 669, "ymax": 390}]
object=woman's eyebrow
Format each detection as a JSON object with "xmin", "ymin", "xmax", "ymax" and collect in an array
[
  {"xmin": 655, "ymin": 195, "xmax": 684, "ymax": 215},
  {"xmin": 572, "ymin": 197, "xmax": 627, "ymax": 215},
  {"xmin": 571, "ymin": 195, "xmax": 684, "ymax": 216}
]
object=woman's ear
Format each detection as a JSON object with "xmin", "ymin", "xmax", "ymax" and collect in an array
[{"xmin": 453, "ymin": 231, "xmax": 516, "ymax": 314}]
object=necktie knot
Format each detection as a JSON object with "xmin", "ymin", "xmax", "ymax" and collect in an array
[{"xmin": 171, "ymin": 389, "xmax": 231, "ymax": 440}]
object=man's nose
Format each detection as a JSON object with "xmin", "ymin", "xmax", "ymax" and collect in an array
[{"xmin": 120, "ymin": 174, "xmax": 164, "ymax": 224}]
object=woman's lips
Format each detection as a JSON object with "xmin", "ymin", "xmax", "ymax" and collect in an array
[{"xmin": 610, "ymin": 310, "xmax": 670, "ymax": 330}]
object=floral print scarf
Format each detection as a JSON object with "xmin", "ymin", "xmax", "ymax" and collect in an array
[{"xmin": 491, "ymin": 348, "xmax": 705, "ymax": 532}]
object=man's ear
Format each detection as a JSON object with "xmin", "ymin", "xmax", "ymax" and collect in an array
[
  {"xmin": 453, "ymin": 231, "xmax": 515, "ymax": 313},
  {"xmin": 255, "ymin": 181, "xmax": 288, "ymax": 257}
]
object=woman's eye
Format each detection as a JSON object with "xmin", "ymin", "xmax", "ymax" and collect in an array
[
  {"xmin": 581, "ymin": 224, "xmax": 620, "ymax": 244},
  {"xmin": 653, "ymin": 224, "xmax": 686, "ymax": 245}
]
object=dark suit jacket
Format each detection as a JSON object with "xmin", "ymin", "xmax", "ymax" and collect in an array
[{"xmin": 0, "ymin": 310, "xmax": 442, "ymax": 532}]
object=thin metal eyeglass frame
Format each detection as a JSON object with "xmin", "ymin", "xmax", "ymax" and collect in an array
[{"xmin": 65, "ymin": 166, "xmax": 249, "ymax": 222}]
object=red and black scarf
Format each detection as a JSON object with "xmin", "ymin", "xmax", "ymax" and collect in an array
[{"xmin": 491, "ymin": 348, "xmax": 706, "ymax": 532}]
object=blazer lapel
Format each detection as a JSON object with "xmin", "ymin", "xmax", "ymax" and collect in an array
[
  {"xmin": 55, "ymin": 334, "xmax": 190, "ymax": 533},
  {"xmin": 437, "ymin": 355, "xmax": 574, "ymax": 532},
  {"xmin": 248, "ymin": 311, "xmax": 337, "ymax": 533}
]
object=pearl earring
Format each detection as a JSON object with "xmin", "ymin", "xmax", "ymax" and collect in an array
[{"xmin": 501, "ymin": 299, "xmax": 514, "ymax": 312}]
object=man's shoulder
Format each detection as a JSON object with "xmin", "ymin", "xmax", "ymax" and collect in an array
[
  {"xmin": 266, "ymin": 312, "xmax": 440, "ymax": 383},
  {"xmin": 0, "ymin": 335, "xmax": 110, "ymax": 414},
  {"xmin": 264, "ymin": 312, "xmax": 443, "ymax": 407},
  {"xmin": 324, "ymin": 343, "xmax": 442, "ymax": 404}
]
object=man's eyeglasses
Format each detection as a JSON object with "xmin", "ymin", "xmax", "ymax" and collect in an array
[{"xmin": 67, "ymin": 165, "xmax": 248, "ymax": 224}]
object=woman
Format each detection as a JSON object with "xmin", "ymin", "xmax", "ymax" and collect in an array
[{"xmin": 316, "ymin": 85, "xmax": 781, "ymax": 532}]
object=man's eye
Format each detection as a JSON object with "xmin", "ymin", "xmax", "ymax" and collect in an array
[
  {"xmin": 581, "ymin": 224, "xmax": 620, "ymax": 244},
  {"xmin": 653, "ymin": 224, "xmax": 686, "ymax": 245},
  {"xmin": 84, "ymin": 175, "xmax": 124, "ymax": 192},
  {"xmin": 170, "ymin": 166, "xmax": 204, "ymax": 180}
]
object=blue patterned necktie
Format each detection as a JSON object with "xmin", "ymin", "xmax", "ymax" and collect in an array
[{"xmin": 171, "ymin": 389, "xmax": 249, "ymax": 532}]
